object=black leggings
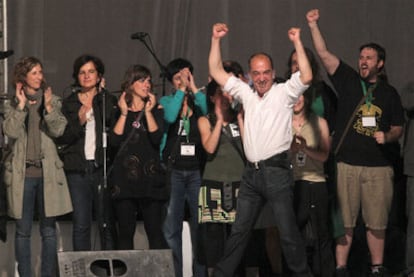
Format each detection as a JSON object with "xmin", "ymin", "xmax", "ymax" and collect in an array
[
  {"xmin": 114, "ymin": 198, "xmax": 168, "ymax": 250},
  {"xmin": 293, "ymin": 180, "xmax": 335, "ymax": 277}
]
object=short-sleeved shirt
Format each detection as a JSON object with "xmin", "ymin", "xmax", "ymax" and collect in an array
[{"xmin": 329, "ymin": 61, "xmax": 404, "ymax": 166}]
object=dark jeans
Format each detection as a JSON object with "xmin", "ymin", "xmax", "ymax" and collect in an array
[
  {"xmin": 15, "ymin": 177, "xmax": 56, "ymax": 277},
  {"xmin": 214, "ymin": 156, "xmax": 311, "ymax": 277},
  {"xmin": 163, "ymin": 169, "xmax": 205, "ymax": 277},
  {"xmin": 114, "ymin": 198, "xmax": 167, "ymax": 250},
  {"xmin": 67, "ymin": 164, "xmax": 116, "ymax": 251}
]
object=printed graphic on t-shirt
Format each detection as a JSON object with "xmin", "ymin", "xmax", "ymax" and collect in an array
[
  {"xmin": 229, "ymin": 123, "xmax": 240, "ymax": 137},
  {"xmin": 353, "ymin": 102, "xmax": 382, "ymax": 137}
]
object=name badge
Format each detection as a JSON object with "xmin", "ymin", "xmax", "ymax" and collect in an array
[
  {"xmin": 362, "ymin": 116, "xmax": 376, "ymax": 127},
  {"xmin": 181, "ymin": 143, "xmax": 195, "ymax": 156},
  {"xmin": 229, "ymin": 123, "xmax": 240, "ymax": 137}
]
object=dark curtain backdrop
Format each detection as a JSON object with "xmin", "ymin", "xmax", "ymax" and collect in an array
[{"xmin": 6, "ymin": 0, "xmax": 414, "ymax": 98}]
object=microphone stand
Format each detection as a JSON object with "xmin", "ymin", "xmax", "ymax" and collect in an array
[
  {"xmin": 97, "ymin": 86, "xmax": 116, "ymax": 250},
  {"xmin": 135, "ymin": 35, "xmax": 167, "ymax": 96}
]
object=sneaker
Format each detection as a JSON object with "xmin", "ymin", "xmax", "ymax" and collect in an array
[
  {"xmin": 369, "ymin": 265, "xmax": 388, "ymax": 277},
  {"xmin": 335, "ymin": 267, "xmax": 350, "ymax": 277}
]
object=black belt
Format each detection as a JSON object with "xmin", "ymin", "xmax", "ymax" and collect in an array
[
  {"xmin": 85, "ymin": 160, "xmax": 99, "ymax": 174},
  {"xmin": 247, "ymin": 151, "xmax": 289, "ymax": 170}
]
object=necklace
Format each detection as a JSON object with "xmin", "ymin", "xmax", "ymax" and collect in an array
[{"xmin": 293, "ymin": 116, "xmax": 305, "ymax": 133}]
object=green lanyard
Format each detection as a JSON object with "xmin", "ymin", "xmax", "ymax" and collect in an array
[
  {"xmin": 182, "ymin": 109, "xmax": 191, "ymax": 143},
  {"xmin": 360, "ymin": 79, "xmax": 377, "ymax": 112}
]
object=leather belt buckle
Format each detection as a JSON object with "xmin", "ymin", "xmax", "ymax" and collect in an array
[{"xmin": 26, "ymin": 160, "xmax": 42, "ymax": 168}]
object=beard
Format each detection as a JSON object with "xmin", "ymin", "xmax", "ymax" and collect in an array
[
  {"xmin": 359, "ymin": 67, "xmax": 377, "ymax": 82},
  {"xmin": 359, "ymin": 61, "xmax": 383, "ymax": 82}
]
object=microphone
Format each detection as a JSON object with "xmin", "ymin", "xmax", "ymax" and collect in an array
[
  {"xmin": 131, "ymin": 32, "xmax": 148, "ymax": 40},
  {"xmin": 0, "ymin": 50, "xmax": 14, "ymax": 60}
]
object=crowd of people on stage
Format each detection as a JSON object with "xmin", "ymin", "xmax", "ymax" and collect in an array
[{"xmin": 0, "ymin": 8, "xmax": 413, "ymax": 277}]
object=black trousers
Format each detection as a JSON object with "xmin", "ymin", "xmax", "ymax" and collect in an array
[
  {"xmin": 293, "ymin": 180, "xmax": 335, "ymax": 277},
  {"xmin": 114, "ymin": 197, "xmax": 168, "ymax": 250}
]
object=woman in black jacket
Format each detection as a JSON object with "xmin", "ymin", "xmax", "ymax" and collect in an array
[{"xmin": 57, "ymin": 54, "xmax": 118, "ymax": 251}]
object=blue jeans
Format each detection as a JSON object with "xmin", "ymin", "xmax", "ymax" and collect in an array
[
  {"xmin": 214, "ymin": 160, "xmax": 311, "ymax": 277},
  {"xmin": 15, "ymin": 177, "xmax": 57, "ymax": 277},
  {"xmin": 406, "ymin": 176, "xmax": 414, "ymax": 275},
  {"xmin": 163, "ymin": 169, "xmax": 205, "ymax": 277},
  {"xmin": 67, "ymin": 166, "xmax": 116, "ymax": 251}
]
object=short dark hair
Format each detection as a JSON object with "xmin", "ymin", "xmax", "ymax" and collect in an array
[
  {"xmin": 248, "ymin": 52, "xmax": 274, "ymax": 71},
  {"xmin": 359, "ymin": 42, "xmax": 387, "ymax": 82},
  {"xmin": 165, "ymin": 58, "xmax": 194, "ymax": 83},
  {"xmin": 359, "ymin": 42, "xmax": 386, "ymax": 63},
  {"xmin": 206, "ymin": 80, "xmax": 219, "ymax": 98},
  {"xmin": 72, "ymin": 54, "xmax": 105, "ymax": 86},
  {"xmin": 223, "ymin": 60, "xmax": 245, "ymax": 78}
]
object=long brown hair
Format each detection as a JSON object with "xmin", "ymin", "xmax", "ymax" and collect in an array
[{"xmin": 120, "ymin": 64, "xmax": 152, "ymax": 106}]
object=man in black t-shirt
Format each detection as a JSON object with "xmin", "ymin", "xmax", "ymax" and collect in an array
[{"xmin": 306, "ymin": 9, "xmax": 405, "ymax": 277}]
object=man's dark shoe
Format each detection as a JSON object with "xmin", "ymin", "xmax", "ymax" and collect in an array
[{"xmin": 335, "ymin": 267, "xmax": 350, "ymax": 277}]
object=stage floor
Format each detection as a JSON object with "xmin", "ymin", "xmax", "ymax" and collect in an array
[{"xmin": 0, "ymin": 221, "xmax": 193, "ymax": 277}]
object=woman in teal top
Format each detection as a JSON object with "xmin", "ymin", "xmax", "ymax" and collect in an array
[{"xmin": 160, "ymin": 58, "xmax": 207, "ymax": 277}]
